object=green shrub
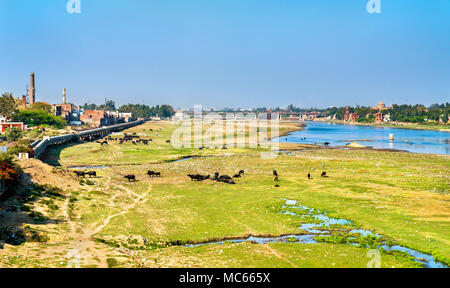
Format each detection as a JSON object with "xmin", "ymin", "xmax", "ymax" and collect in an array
[
  {"xmin": 6, "ymin": 143, "xmax": 31, "ymax": 156},
  {"xmin": 12, "ymin": 110, "xmax": 67, "ymax": 129},
  {"xmin": 5, "ymin": 127, "xmax": 23, "ymax": 141}
]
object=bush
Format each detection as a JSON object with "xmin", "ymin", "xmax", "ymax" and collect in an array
[
  {"xmin": 12, "ymin": 110, "xmax": 67, "ymax": 129},
  {"xmin": 5, "ymin": 127, "xmax": 23, "ymax": 141},
  {"xmin": 6, "ymin": 143, "xmax": 33, "ymax": 157},
  {"xmin": 0, "ymin": 153, "xmax": 19, "ymax": 194}
]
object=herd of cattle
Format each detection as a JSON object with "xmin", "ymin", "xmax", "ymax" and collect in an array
[
  {"xmin": 73, "ymin": 167, "xmax": 329, "ymax": 186},
  {"xmin": 98, "ymin": 133, "xmax": 154, "ymax": 146},
  {"xmin": 187, "ymin": 170, "xmax": 245, "ymax": 185},
  {"xmin": 72, "ymin": 130, "xmax": 330, "ymax": 186},
  {"xmin": 73, "ymin": 168, "xmax": 330, "ymax": 188}
]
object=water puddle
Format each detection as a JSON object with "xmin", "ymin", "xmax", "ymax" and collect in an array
[
  {"xmin": 186, "ymin": 199, "xmax": 448, "ymax": 268},
  {"xmin": 168, "ymin": 156, "xmax": 203, "ymax": 163}
]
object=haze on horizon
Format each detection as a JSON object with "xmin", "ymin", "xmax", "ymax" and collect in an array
[{"xmin": 0, "ymin": 0, "xmax": 449, "ymax": 110}]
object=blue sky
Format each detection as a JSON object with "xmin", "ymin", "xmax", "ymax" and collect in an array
[{"xmin": 1, "ymin": 0, "xmax": 449, "ymax": 109}]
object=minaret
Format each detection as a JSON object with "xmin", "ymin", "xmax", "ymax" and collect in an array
[
  {"xmin": 30, "ymin": 72, "xmax": 35, "ymax": 105},
  {"xmin": 63, "ymin": 88, "xmax": 67, "ymax": 104}
]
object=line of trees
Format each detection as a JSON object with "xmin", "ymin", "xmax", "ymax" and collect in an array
[
  {"xmin": 326, "ymin": 103, "xmax": 449, "ymax": 123},
  {"xmin": 80, "ymin": 101, "xmax": 175, "ymax": 119},
  {"xmin": 81, "ymin": 100, "xmax": 117, "ymax": 112},
  {"xmin": 118, "ymin": 104, "xmax": 175, "ymax": 119}
]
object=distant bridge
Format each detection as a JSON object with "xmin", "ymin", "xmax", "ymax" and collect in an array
[{"xmin": 32, "ymin": 120, "xmax": 144, "ymax": 158}]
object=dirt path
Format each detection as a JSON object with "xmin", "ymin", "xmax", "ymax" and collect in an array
[
  {"xmin": 93, "ymin": 186, "xmax": 149, "ymax": 235},
  {"xmin": 262, "ymin": 244, "xmax": 298, "ymax": 268},
  {"xmin": 56, "ymin": 183, "xmax": 151, "ymax": 268}
]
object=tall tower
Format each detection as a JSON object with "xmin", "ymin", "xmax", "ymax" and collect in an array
[
  {"xmin": 30, "ymin": 72, "xmax": 35, "ymax": 105},
  {"xmin": 63, "ymin": 88, "xmax": 67, "ymax": 104}
]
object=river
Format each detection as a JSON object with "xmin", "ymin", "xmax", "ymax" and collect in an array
[{"xmin": 276, "ymin": 122, "xmax": 450, "ymax": 155}]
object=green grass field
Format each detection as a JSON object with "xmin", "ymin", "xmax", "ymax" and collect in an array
[{"xmin": 1, "ymin": 121, "xmax": 448, "ymax": 268}]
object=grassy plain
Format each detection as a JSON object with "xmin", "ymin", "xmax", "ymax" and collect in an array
[{"xmin": 0, "ymin": 121, "xmax": 448, "ymax": 268}]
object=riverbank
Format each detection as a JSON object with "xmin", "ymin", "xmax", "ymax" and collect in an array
[
  {"xmin": 277, "ymin": 121, "xmax": 450, "ymax": 155},
  {"xmin": 325, "ymin": 119, "xmax": 450, "ymax": 132}
]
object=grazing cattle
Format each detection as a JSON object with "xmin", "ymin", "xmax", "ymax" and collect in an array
[
  {"xmin": 124, "ymin": 175, "xmax": 136, "ymax": 182},
  {"xmin": 218, "ymin": 175, "xmax": 232, "ymax": 181},
  {"xmin": 238, "ymin": 170, "xmax": 245, "ymax": 176},
  {"xmin": 222, "ymin": 146, "xmax": 227, "ymax": 150},
  {"xmin": 233, "ymin": 174, "xmax": 241, "ymax": 179},
  {"xmin": 147, "ymin": 171, "xmax": 161, "ymax": 177},
  {"xmin": 219, "ymin": 178, "xmax": 236, "ymax": 185},
  {"xmin": 273, "ymin": 170, "xmax": 278, "ymax": 177},
  {"xmin": 324, "ymin": 142, "xmax": 330, "ymax": 146},
  {"xmin": 166, "ymin": 140, "xmax": 171, "ymax": 143},
  {"xmin": 308, "ymin": 173, "xmax": 312, "ymax": 180},
  {"xmin": 321, "ymin": 172, "xmax": 329, "ymax": 178},
  {"xmin": 274, "ymin": 176, "xmax": 279, "ymax": 182},
  {"xmin": 275, "ymin": 185, "xmax": 280, "ymax": 188},
  {"xmin": 86, "ymin": 171, "xmax": 97, "ymax": 178},
  {"xmin": 188, "ymin": 174, "xmax": 210, "ymax": 181},
  {"xmin": 73, "ymin": 171, "xmax": 86, "ymax": 178},
  {"xmin": 210, "ymin": 173, "xmax": 235, "ymax": 184}
]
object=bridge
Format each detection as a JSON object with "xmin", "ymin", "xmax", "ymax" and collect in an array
[{"xmin": 32, "ymin": 120, "xmax": 144, "ymax": 158}]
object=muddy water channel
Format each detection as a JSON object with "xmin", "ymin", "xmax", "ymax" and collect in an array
[{"xmin": 187, "ymin": 200, "xmax": 448, "ymax": 268}]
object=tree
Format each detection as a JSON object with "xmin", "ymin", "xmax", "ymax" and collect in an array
[
  {"xmin": 5, "ymin": 127, "xmax": 23, "ymax": 141},
  {"xmin": 28, "ymin": 102, "xmax": 53, "ymax": 113},
  {"xmin": 0, "ymin": 152, "xmax": 19, "ymax": 194},
  {"xmin": 287, "ymin": 104, "xmax": 296, "ymax": 112},
  {"xmin": 98, "ymin": 100, "xmax": 116, "ymax": 111},
  {"xmin": 0, "ymin": 93, "xmax": 18, "ymax": 119},
  {"xmin": 158, "ymin": 105, "xmax": 175, "ymax": 118},
  {"xmin": 12, "ymin": 110, "xmax": 67, "ymax": 129}
]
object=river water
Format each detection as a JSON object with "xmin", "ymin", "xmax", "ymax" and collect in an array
[{"xmin": 276, "ymin": 122, "xmax": 450, "ymax": 155}]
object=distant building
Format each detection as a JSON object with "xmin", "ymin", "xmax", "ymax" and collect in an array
[
  {"xmin": 80, "ymin": 110, "xmax": 109, "ymax": 127},
  {"xmin": 53, "ymin": 103, "xmax": 79, "ymax": 120},
  {"xmin": 0, "ymin": 121, "xmax": 26, "ymax": 133},
  {"xmin": 106, "ymin": 111, "xmax": 132, "ymax": 123},
  {"xmin": 52, "ymin": 89, "xmax": 81, "ymax": 125},
  {"xmin": 372, "ymin": 101, "xmax": 391, "ymax": 111},
  {"xmin": 375, "ymin": 112, "xmax": 384, "ymax": 123},
  {"xmin": 80, "ymin": 110, "xmax": 131, "ymax": 127},
  {"xmin": 344, "ymin": 107, "xmax": 358, "ymax": 122}
]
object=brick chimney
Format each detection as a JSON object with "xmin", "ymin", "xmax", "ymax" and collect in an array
[
  {"xmin": 22, "ymin": 95, "xmax": 26, "ymax": 109},
  {"xmin": 30, "ymin": 72, "xmax": 35, "ymax": 105},
  {"xmin": 63, "ymin": 88, "xmax": 66, "ymax": 104}
]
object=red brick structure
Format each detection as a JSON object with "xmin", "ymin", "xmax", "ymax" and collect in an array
[
  {"xmin": 349, "ymin": 113, "xmax": 358, "ymax": 122},
  {"xmin": 80, "ymin": 110, "xmax": 109, "ymax": 127},
  {"xmin": 375, "ymin": 112, "xmax": 384, "ymax": 123},
  {"xmin": 53, "ymin": 104, "xmax": 75, "ymax": 119},
  {"xmin": 30, "ymin": 72, "xmax": 35, "ymax": 105},
  {"xmin": 0, "ymin": 122, "xmax": 26, "ymax": 133},
  {"xmin": 344, "ymin": 107, "xmax": 358, "ymax": 122}
]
